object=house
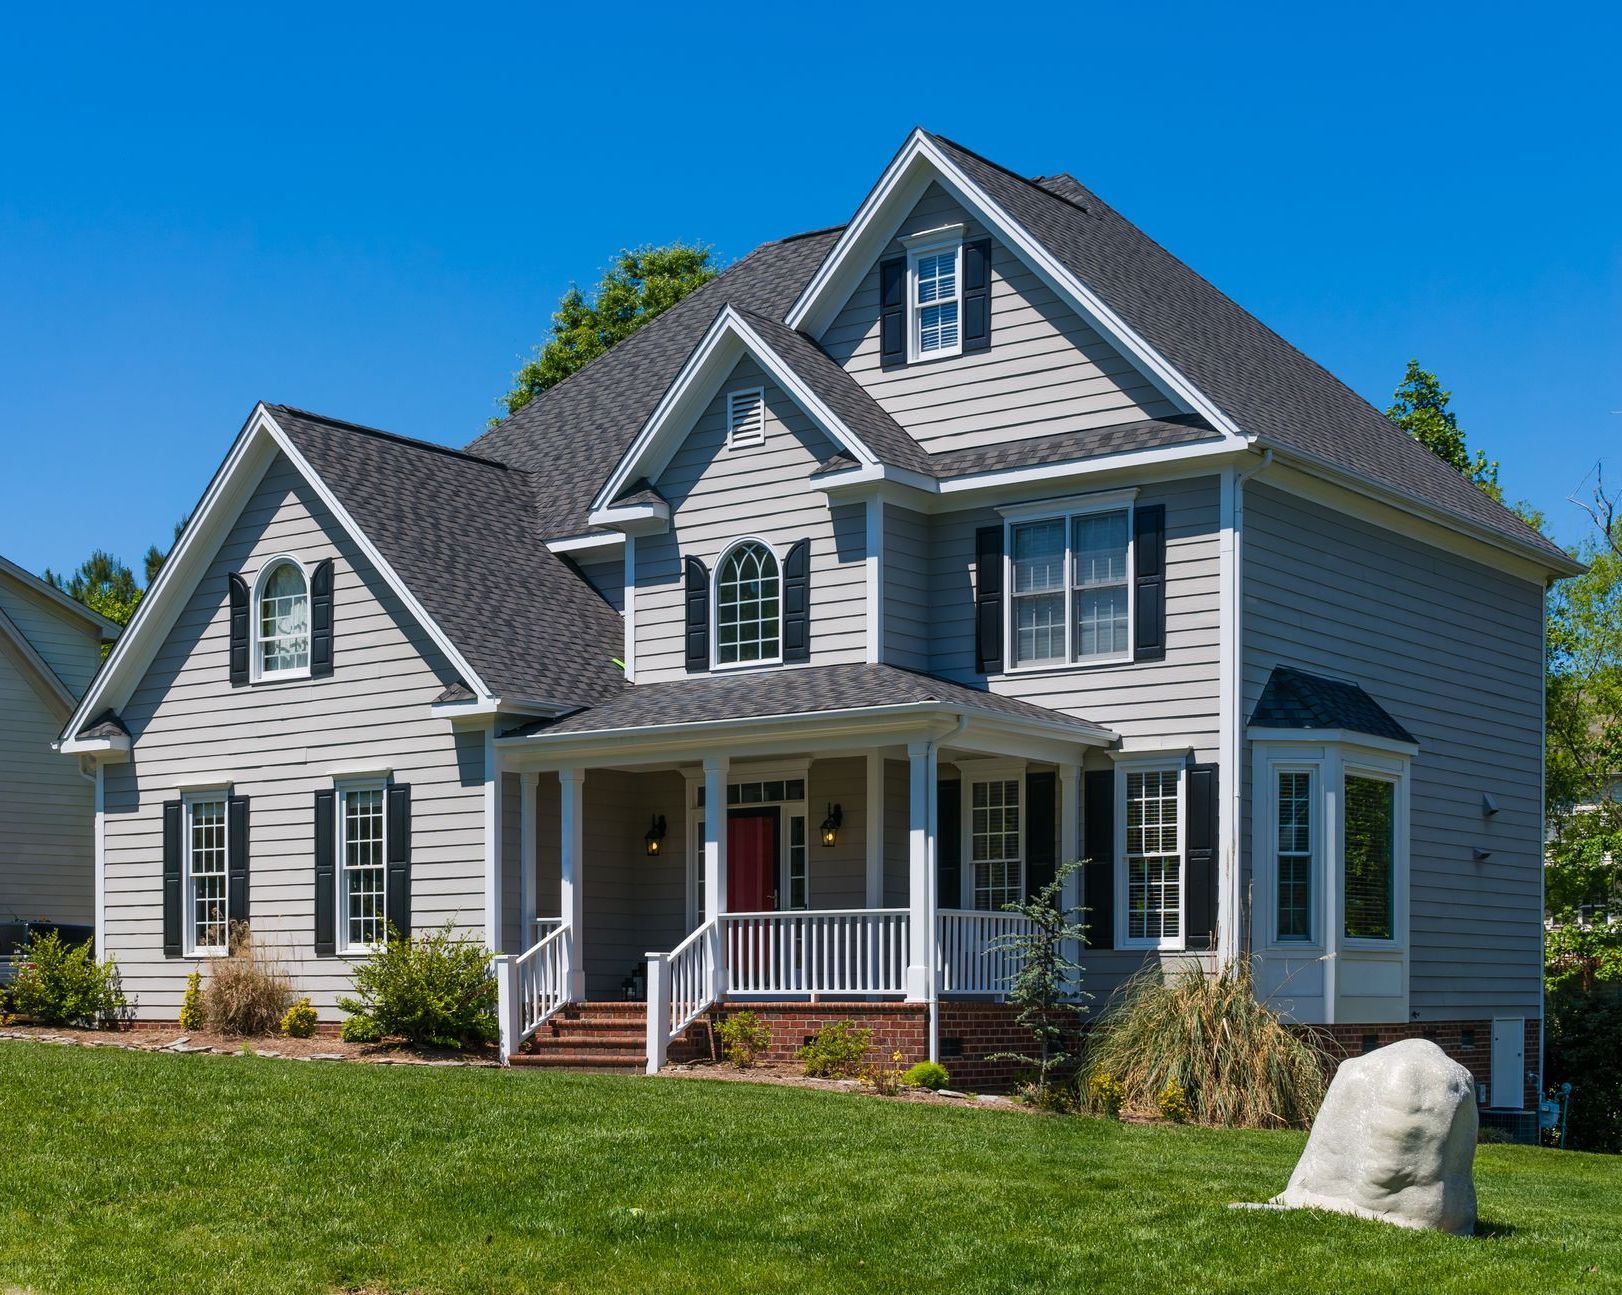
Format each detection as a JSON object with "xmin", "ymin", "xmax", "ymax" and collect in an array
[
  {"xmin": 1, "ymin": 555, "xmax": 119, "ymax": 960},
  {"xmin": 57, "ymin": 130, "xmax": 1578, "ymax": 1100}
]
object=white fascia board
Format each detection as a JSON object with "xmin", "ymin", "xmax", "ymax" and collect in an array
[
  {"xmin": 589, "ymin": 307, "xmax": 882, "ymax": 516},
  {"xmin": 1248, "ymin": 727, "xmax": 1419, "ymax": 759},
  {"xmin": 786, "ymin": 130, "xmax": 1244, "ymax": 441},
  {"xmin": 62, "ymin": 404, "xmax": 500, "ymax": 743},
  {"xmin": 57, "ymin": 733, "xmax": 131, "ymax": 760},
  {"xmin": 428, "ymin": 695, "xmax": 574, "ymax": 723},
  {"xmin": 584, "ymin": 500, "xmax": 670, "ymax": 535},
  {"xmin": 545, "ymin": 532, "xmax": 626, "ymax": 556}
]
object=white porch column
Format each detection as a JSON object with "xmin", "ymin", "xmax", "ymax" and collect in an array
[
  {"xmin": 703, "ymin": 755, "xmax": 729, "ymax": 1004},
  {"xmin": 483, "ymin": 726, "xmax": 503, "ymax": 952},
  {"xmin": 519, "ymin": 771, "xmax": 539, "ymax": 947},
  {"xmin": 865, "ymin": 752, "xmax": 885, "ymax": 909},
  {"xmin": 906, "ymin": 740, "xmax": 937, "ymax": 1003},
  {"xmin": 559, "ymin": 768, "xmax": 586, "ymax": 999},
  {"xmin": 1060, "ymin": 763, "xmax": 1081, "ymax": 973}
]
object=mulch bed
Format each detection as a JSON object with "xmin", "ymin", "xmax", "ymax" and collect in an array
[
  {"xmin": 0, "ymin": 1022, "xmax": 499, "ymax": 1066},
  {"xmin": 659, "ymin": 1058, "xmax": 1033, "ymax": 1109}
]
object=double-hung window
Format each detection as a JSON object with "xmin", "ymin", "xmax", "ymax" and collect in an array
[
  {"xmin": 1122, "ymin": 767, "xmax": 1182, "ymax": 946},
  {"xmin": 969, "ymin": 777, "xmax": 1023, "ymax": 910},
  {"xmin": 339, "ymin": 783, "xmax": 387, "ymax": 952},
  {"xmin": 185, "ymin": 795, "xmax": 229, "ymax": 955},
  {"xmin": 255, "ymin": 559, "xmax": 310, "ymax": 678},
  {"xmin": 1008, "ymin": 500, "xmax": 1133, "ymax": 669},
  {"xmin": 907, "ymin": 236, "xmax": 962, "ymax": 361}
]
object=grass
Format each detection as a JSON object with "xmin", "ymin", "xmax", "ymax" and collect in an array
[{"xmin": 0, "ymin": 1044, "xmax": 1618, "ymax": 1294}]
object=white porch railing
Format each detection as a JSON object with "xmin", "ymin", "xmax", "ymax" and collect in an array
[
  {"xmin": 500, "ymin": 922, "xmax": 573, "ymax": 1056},
  {"xmin": 645, "ymin": 916, "xmax": 720, "ymax": 1073},
  {"xmin": 937, "ymin": 909, "xmax": 1033, "ymax": 996},
  {"xmin": 723, "ymin": 909, "xmax": 909, "ymax": 998}
]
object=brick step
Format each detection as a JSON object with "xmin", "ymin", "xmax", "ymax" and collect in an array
[
  {"xmin": 533, "ymin": 1033, "xmax": 645, "ymax": 1051},
  {"xmin": 541, "ymin": 1018, "xmax": 648, "ymax": 1035},
  {"xmin": 510, "ymin": 1050, "xmax": 646, "ymax": 1068}
]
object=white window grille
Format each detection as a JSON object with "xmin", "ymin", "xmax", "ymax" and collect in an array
[
  {"xmin": 1125, "ymin": 769, "xmax": 1181, "ymax": 943},
  {"xmin": 258, "ymin": 561, "xmax": 310, "ymax": 676},
  {"xmin": 970, "ymin": 778, "xmax": 1022, "ymax": 910},
  {"xmin": 186, "ymin": 797, "xmax": 229, "ymax": 954},
  {"xmin": 716, "ymin": 540, "xmax": 781, "ymax": 665},
  {"xmin": 912, "ymin": 247, "xmax": 961, "ymax": 357},
  {"xmin": 1010, "ymin": 509, "xmax": 1131, "ymax": 667},
  {"xmin": 1276, "ymin": 770, "xmax": 1313, "ymax": 941},
  {"xmin": 340, "ymin": 785, "xmax": 387, "ymax": 952}
]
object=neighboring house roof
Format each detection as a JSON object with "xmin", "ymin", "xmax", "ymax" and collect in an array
[
  {"xmin": 0, "ymin": 602, "xmax": 78, "ymax": 716},
  {"xmin": 0, "ymin": 554, "xmax": 122, "ymax": 639},
  {"xmin": 269, "ymin": 406, "xmax": 627, "ymax": 708},
  {"xmin": 1248, "ymin": 665, "xmax": 1418, "ymax": 745},
  {"xmin": 501, "ymin": 663, "xmax": 1115, "ymax": 741}
]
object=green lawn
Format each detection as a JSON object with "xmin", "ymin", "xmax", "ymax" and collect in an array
[{"xmin": 0, "ymin": 1044, "xmax": 1617, "ymax": 1294}]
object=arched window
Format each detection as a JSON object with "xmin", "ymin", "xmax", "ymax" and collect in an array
[
  {"xmin": 716, "ymin": 540, "xmax": 780, "ymax": 665},
  {"xmin": 257, "ymin": 559, "xmax": 310, "ymax": 676}
]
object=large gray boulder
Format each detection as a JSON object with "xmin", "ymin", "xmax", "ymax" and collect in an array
[{"xmin": 1272, "ymin": 1037, "xmax": 1477, "ymax": 1234}]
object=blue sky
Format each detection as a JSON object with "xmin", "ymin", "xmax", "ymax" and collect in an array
[{"xmin": 2, "ymin": 2, "xmax": 1618, "ymax": 579}]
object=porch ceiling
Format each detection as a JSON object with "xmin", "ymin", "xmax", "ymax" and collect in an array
[{"xmin": 494, "ymin": 663, "xmax": 1116, "ymax": 768}]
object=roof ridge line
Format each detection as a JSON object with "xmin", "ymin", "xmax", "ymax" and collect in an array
[{"xmin": 271, "ymin": 405, "xmax": 510, "ymax": 469}]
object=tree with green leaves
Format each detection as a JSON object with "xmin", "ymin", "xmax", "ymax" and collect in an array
[
  {"xmin": 43, "ymin": 516, "xmax": 186, "ymax": 633},
  {"xmin": 1386, "ymin": 359, "xmax": 1503, "ymax": 501},
  {"xmin": 498, "ymin": 244, "xmax": 718, "ymax": 419}
]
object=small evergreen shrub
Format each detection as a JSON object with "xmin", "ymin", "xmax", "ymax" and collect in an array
[
  {"xmin": 340, "ymin": 1013, "xmax": 385, "ymax": 1044},
  {"xmin": 797, "ymin": 1019, "xmax": 872, "ymax": 1078},
  {"xmin": 280, "ymin": 997, "xmax": 318, "ymax": 1039},
  {"xmin": 1158, "ymin": 1077, "xmax": 1191, "ymax": 1123},
  {"xmin": 901, "ymin": 1060, "xmax": 950, "ymax": 1091},
  {"xmin": 337, "ymin": 922, "xmax": 497, "ymax": 1049},
  {"xmin": 204, "ymin": 925, "xmax": 293, "ymax": 1036},
  {"xmin": 716, "ymin": 1010, "xmax": 771, "ymax": 1067},
  {"xmin": 1087, "ymin": 1070, "xmax": 1126, "ymax": 1119},
  {"xmin": 8, "ymin": 930, "xmax": 127, "ymax": 1028},
  {"xmin": 178, "ymin": 970, "xmax": 207, "ymax": 1031}
]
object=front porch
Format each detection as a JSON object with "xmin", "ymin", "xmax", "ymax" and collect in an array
[{"xmin": 486, "ymin": 665, "xmax": 1115, "ymax": 1072}]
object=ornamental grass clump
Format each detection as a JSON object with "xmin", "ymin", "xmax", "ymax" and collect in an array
[
  {"xmin": 1080, "ymin": 962, "xmax": 1327, "ymax": 1129},
  {"xmin": 338, "ymin": 923, "xmax": 497, "ymax": 1049},
  {"xmin": 204, "ymin": 925, "xmax": 294, "ymax": 1036}
]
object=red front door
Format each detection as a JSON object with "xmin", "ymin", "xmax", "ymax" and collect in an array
[{"xmin": 727, "ymin": 809, "xmax": 779, "ymax": 912}]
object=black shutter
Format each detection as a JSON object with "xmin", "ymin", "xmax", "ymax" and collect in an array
[
  {"xmin": 1082, "ymin": 770, "xmax": 1114, "ymax": 949},
  {"xmin": 227, "ymin": 795, "xmax": 250, "ymax": 927},
  {"xmin": 1025, "ymin": 771, "xmax": 1057, "ymax": 901},
  {"xmin": 782, "ymin": 539, "xmax": 811, "ymax": 663},
  {"xmin": 162, "ymin": 800, "xmax": 183, "ymax": 957},
  {"xmin": 936, "ymin": 779, "xmax": 961, "ymax": 910},
  {"xmin": 962, "ymin": 239, "xmax": 992, "ymax": 352},
  {"xmin": 228, "ymin": 573, "xmax": 250, "ymax": 686},
  {"xmin": 313, "ymin": 790, "xmax": 336, "ymax": 956},
  {"xmin": 309, "ymin": 558, "xmax": 334, "ymax": 678},
  {"xmin": 879, "ymin": 256, "xmax": 906, "ymax": 368},
  {"xmin": 974, "ymin": 526, "xmax": 1004, "ymax": 675},
  {"xmin": 386, "ymin": 784, "xmax": 412, "ymax": 939},
  {"xmin": 1184, "ymin": 764, "xmax": 1219, "ymax": 951},
  {"xmin": 684, "ymin": 556, "xmax": 709, "ymax": 674},
  {"xmin": 1133, "ymin": 504, "xmax": 1166, "ymax": 662}
]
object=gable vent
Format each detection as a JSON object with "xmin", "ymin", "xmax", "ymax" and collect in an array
[{"xmin": 726, "ymin": 387, "xmax": 766, "ymax": 449}]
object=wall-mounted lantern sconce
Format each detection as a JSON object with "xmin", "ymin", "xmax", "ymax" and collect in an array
[
  {"xmin": 819, "ymin": 803, "xmax": 843, "ymax": 848},
  {"xmin": 644, "ymin": 814, "xmax": 668, "ymax": 857}
]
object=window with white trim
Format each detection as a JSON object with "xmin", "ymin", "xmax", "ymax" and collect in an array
[
  {"xmin": 185, "ymin": 795, "xmax": 229, "ymax": 955},
  {"xmin": 970, "ymin": 778, "xmax": 1022, "ymax": 910},
  {"xmin": 1010, "ymin": 507, "xmax": 1132, "ymax": 668},
  {"xmin": 788, "ymin": 815, "xmax": 808, "ymax": 909},
  {"xmin": 1344, "ymin": 773, "xmax": 1395, "ymax": 941},
  {"xmin": 726, "ymin": 388, "xmax": 765, "ymax": 449},
  {"xmin": 339, "ymin": 784, "xmax": 386, "ymax": 952},
  {"xmin": 1124, "ymin": 768, "xmax": 1181, "ymax": 944},
  {"xmin": 716, "ymin": 540, "xmax": 781, "ymax": 666},
  {"xmin": 257, "ymin": 560, "xmax": 310, "ymax": 676},
  {"xmin": 910, "ymin": 243, "xmax": 961, "ymax": 359},
  {"xmin": 1275, "ymin": 769, "xmax": 1313, "ymax": 941}
]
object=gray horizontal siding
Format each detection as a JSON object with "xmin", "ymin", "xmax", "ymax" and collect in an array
[
  {"xmin": 819, "ymin": 183, "xmax": 1177, "ymax": 455},
  {"xmin": 882, "ymin": 504, "xmax": 930, "ymax": 670},
  {"xmin": 0, "ymin": 574, "xmax": 103, "ymax": 697},
  {"xmin": 103, "ymin": 453, "xmax": 484, "ymax": 1020},
  {"xmin": 1242, "ymin": 481, "xmax": 1546, "ymax": 1019},
  {"xmin": 634, "ymin": 356, "xmax": 868, "ymax": 682}
]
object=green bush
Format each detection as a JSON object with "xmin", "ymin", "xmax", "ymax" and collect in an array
[
  {"xmin": 8, "ymin": 931, "xmax": 127, "ymax": 1028},
  {"xmin": 716, "ymin": 1010, "xmax": 771, "ymax": 1067},
  {"xmin": 280, "ymin": 997, "xmax": 318, "ymax": 1039},
  {"xmin": 901, "ymin": 1060, "xmax": 950, "ymax": 1091},
  {"xmin": 1087, "ymin": 1070, "xmax": 1126, "ymax": 1119},
  {"xmin": 1080, "ymin": 962, "xmax": 1326, "ymax": 1129},
  {"xmin": 178, "ymin": 970, "xmax": 206, "ymax": 1031},
  {"xmin": 337, "ymin": 923, "xmax": 497, "ymax": 1049},
  {"xmin": 797, "ymin": 1019, "xmax": 872, "ymax": 1078},
  {"xmin": 1546, "ymin": 977, "xmax": 1622, "ymax": 1152},
  {"xmin": 339, "ymin": 1014, "xmax": 385, "ymax": 1044},
  {"xmin": 1158, "ymin": 1076, "xmax": 1191, "ymax": 1123}
]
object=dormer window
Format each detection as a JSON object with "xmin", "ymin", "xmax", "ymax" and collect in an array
[
  {"xmin": 255, "ymin": 558, "xmax": 310, "ymax": 678},
  {"xmin": 716, "ymin": 540, "xmax": 781, "ymax": 666},
  {"xmin": 907, "ymin": 232, "xmax": 963, "ymax": 361},
  {"xmin": 726, "ymin": 388, "xmax": 766, "ymax": 449}
]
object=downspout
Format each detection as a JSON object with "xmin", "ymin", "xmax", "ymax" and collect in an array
[
  {"xmin": 1226, "ymin": 448, "xmax": 1272, "ymax": 968},
  {"xmin": 927, "ymin": 715, "xmax": 968, "ymax": 1065}
]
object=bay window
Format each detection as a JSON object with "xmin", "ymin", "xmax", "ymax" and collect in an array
[
  {"xmin": 1274, "ymin": 769, "xmax": 1314, "ymax": 942},
  {"xmin": 1343, "ymin": 773, "xmax": 1396, "ymax": 941}
]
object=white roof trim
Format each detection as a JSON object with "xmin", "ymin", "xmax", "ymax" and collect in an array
[
  {"xmin": 61, "ymin": 404, "xmax": 498, "ymax": 743},
  {"xmin": 1248, "ymin": 726, "xmax": 1420, "ymax": 759},
  {"xmin": 0, "ymin": 554, "xmax": 122, "ymax": 638},
  {"xmin": 545, "ymin": 532, "xmax": 626, "ymax": 556},
  {"xmin": 785, "ymin": 129, "xmax": 1243, "ymax": 441},
  {"xmin": 0, "ymin": 603, "xmax": 77, "ymax": 717},
  {"xmin": 589, "ymin": 306, "xmax": 883, "ymax": 517}
]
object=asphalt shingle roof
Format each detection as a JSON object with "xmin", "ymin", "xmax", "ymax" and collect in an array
[
  {"xmin": 1248, "ymin": 665, "xmax": 1417, "ymax": 745},
  {"xmin": 270, "ymin": 406, "xmax": 627, "ymax": 707},
  {"xmin": 502, "ymin": 663, "xmax": 1114, "ymax": 742}
]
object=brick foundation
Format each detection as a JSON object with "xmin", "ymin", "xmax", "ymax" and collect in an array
[{"xmin": 1307, "ymin": 1018, "xmax": 1542, "ymax": 1109}]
